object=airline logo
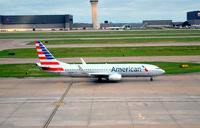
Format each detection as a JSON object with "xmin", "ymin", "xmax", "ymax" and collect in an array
[
  {"xmin": 6, "ymin": 17, "xmax": 12, "ymax": 23},
  {"xmin": 111, "ymin": 67, "xmax": 142, "ymax": 72},
  {"xmin": 111, "ymin": 66, "xmax": 149, "ymax": 73},
  {"xmin": 198, "ymin": 13, "xmax": 200, "ymax": 17},
  {"xmin": 35, "ymin": 41, "xmax": 64, "ymax": 72},
  {"xmin": 142, "ymin": 65, "xmax": 148, "ymax": 72}
]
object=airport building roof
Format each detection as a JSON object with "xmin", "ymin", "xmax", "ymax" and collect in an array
[{"xmin": 143, "ymin": 20, "xmax": 172, "ymax": 25}]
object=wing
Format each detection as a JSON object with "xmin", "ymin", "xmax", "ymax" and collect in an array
[
  {"xmin": 77, "ymin": 65, "xmax": 121, "ymax": 81},
  {"xmin": 77, "ymin": 65, "xmax": 110, "ymax": 77},
  {"xmin": 88, "ymin": 73, "xmax": 110, "ymax": 78}
]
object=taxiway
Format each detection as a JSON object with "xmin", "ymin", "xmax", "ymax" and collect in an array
[
  {"xmin": 0, "ymin": 73, "xmax": 200, "ymax": 128},
  {"xmin": 0, "ymin": 39, "xmax": 200, "ymax": 51}
]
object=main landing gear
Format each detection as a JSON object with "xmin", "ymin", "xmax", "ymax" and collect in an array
[
  {"xmin": 98, "ymin": 77, "xmax": 102, "ymax": 81},
  {"xmin": 150, "ymin": 77, "xmax": 154, "ymax": 81}
]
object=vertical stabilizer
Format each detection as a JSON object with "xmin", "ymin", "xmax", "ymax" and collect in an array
[{"xmin": 34, "ymin": 41, "xmax": 65, "ymax": 72}]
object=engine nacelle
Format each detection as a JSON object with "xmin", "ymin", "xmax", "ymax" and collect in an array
[{"xmin": 108, "ymin": 74, "xmax": 122, "ymax": 81}]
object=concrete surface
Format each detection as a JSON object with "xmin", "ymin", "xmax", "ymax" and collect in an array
[
  {"xmin": 0, "ymin": 56, "xmax": 200, "ymax": 64},
  {"xmin": 0, "ymin": 73, "xmax": 200, "ymax": 128},
  {"xmin": 0, "ymin": 33, "xmax": 200, "ymax": 128},
  {"xmin": 0, "ymin": 39, "xmax": 200, "ymax": 51}
]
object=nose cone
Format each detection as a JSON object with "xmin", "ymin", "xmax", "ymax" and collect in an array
[{"xmin": 159, "ymin": 69, "xmax": 165, "ymax": 75}]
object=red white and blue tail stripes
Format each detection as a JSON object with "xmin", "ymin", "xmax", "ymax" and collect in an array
[{"xmin": 35, "ymin": 41, "xmax": 64, "ymax": 71}]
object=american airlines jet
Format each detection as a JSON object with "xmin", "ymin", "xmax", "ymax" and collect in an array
[{"xmin": 35, "ymin": 41, "xmax": 165, "ymax": 81}]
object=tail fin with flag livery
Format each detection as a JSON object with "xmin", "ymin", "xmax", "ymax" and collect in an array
[{"xmin": 35, "ymin": 41, "xmax": 66, "ymax": 72}]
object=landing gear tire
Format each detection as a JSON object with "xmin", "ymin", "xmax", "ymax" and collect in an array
[
  {"xmin": 98, "ymin": 77, "xmax": 102, "ymax": 81},
  {"xmin": 150, "ymin": 77, "xmax": 154, "ymax": 81}
]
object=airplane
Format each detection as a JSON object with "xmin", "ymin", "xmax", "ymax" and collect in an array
[
  {"xmin": 35, "ymin": 41, "xmax": 165, "ymax": 81},
  {"xmin": 106, "ymin": 26, "xmax": 125, "ymax": 30}
]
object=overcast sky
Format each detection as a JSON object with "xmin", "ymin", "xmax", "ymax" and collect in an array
[{"xmin": 0, "ymin": 0, "xmax": 199, "ymax": 23}]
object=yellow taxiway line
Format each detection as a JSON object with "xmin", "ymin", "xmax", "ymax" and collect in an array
[{"xmin": 43, "ymin": 82, "xmax": 73, "ymax": 128}]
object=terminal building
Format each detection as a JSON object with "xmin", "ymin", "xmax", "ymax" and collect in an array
[
  {"xmin": 0, "ymin": 14, "xmax": 73, "ymax": 32},
  {"xmin": 187, "ymin": 11, "xmax": 200, "ymax": 26}
]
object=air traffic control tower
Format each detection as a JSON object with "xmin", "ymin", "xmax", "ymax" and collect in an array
[{"xmin": 90, "ymin": 0, "xmax": 100, "ymax": 29}]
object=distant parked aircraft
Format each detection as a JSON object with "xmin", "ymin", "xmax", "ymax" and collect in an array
[{"xmin": 106, "ymin": 26, "xmax": 125, "ymax": 30}]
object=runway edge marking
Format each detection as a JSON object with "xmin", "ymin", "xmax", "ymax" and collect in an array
[{"xmin": 43, "ymin": 82, "xmax": 73, "ymax": 128}]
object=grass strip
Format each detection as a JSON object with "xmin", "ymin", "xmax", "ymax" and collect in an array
[
  {"xmin": 0, "ymin": 62, "xmax": 200, "ymax": 77},
  {"xmin": 0, "ymin": 30, "xmax": 200, "ymax": 36},
  {"xmin": 27, "ymin": 38, "xmax": 200, "ymax": 45},
  {"xmin": 0, "ymin": 30, "xmax": 200, "ymax": 39},
  {"xmin": 0, "ymin": 64, "xmax": 57, "ymax": 77},
  {"xmin": 1, "ymin": 34, "xmax": 200, "ymax": 39},
  {"xmin": 0, "ymin": 46, "xmax": 200, "ymax": 58}
]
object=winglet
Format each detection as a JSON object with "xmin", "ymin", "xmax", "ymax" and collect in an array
[{"xmin": 81, "ymin": 58, "xmax": 86, "ymax": 64}]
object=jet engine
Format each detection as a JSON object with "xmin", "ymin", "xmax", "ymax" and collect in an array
[{"xmin": 108, "ymin": 74, "xmax": 122, "ymax": 81}]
